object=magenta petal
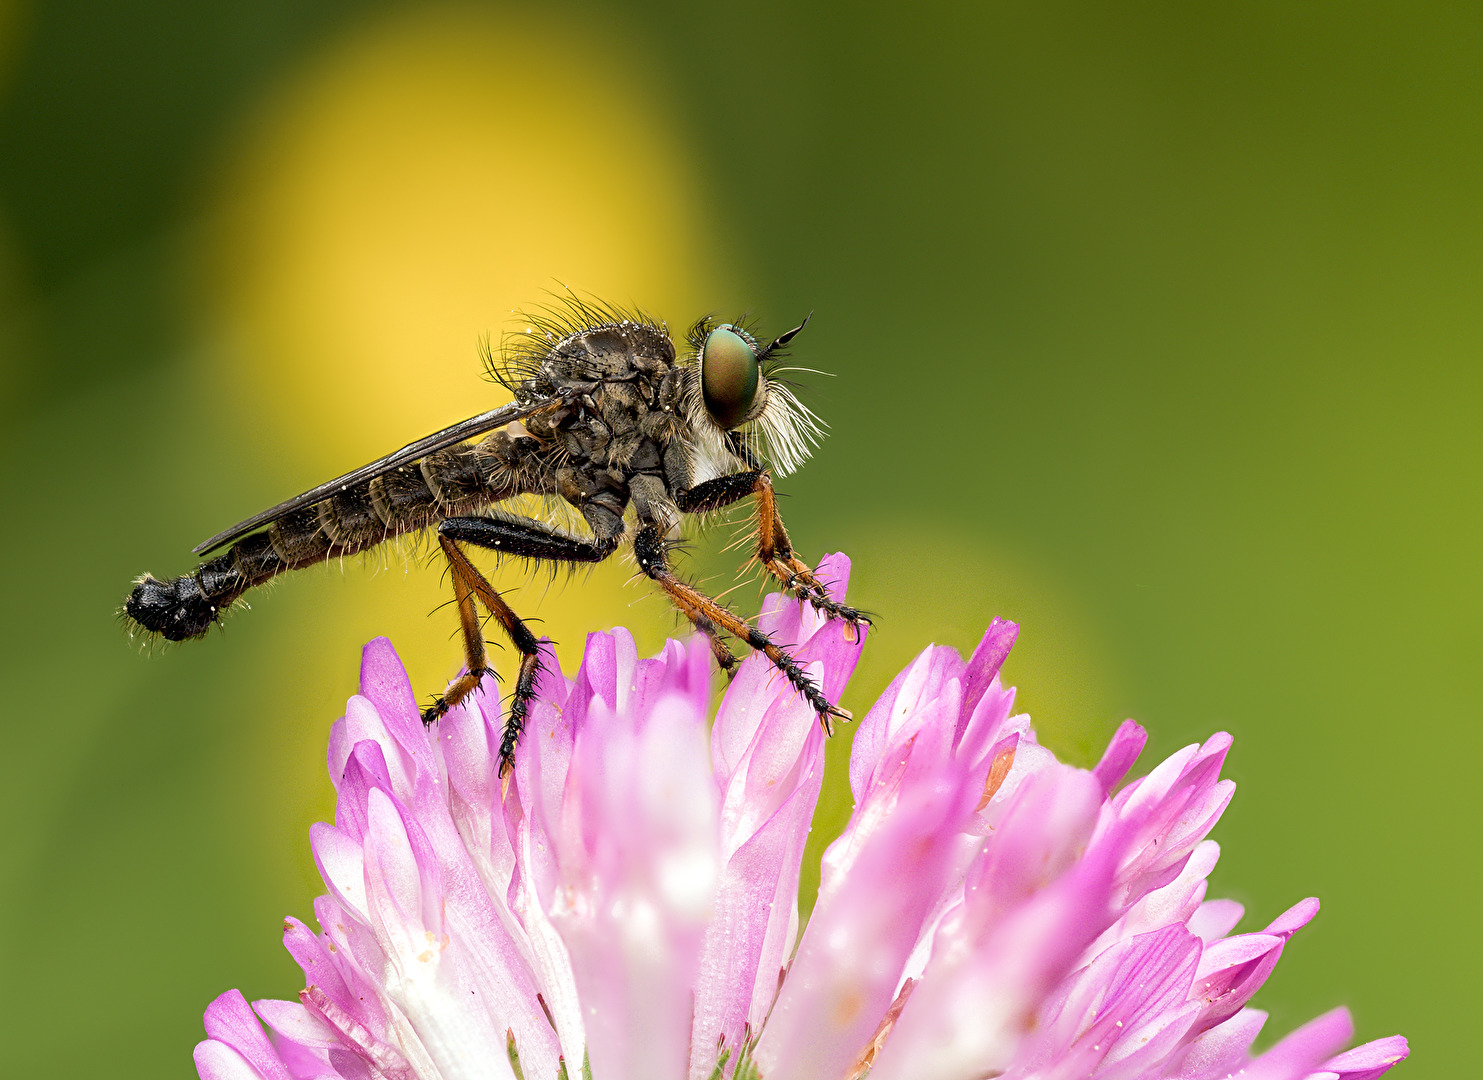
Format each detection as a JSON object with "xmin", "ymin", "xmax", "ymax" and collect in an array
[
  {"xmin": 1165, "ymin": 1006, "xmax": 1268, "ymax": 1079},
  {"xmin": 1186, "ymin": 897, "xmax": 1318, "ymax": 1033},
  {"xmin": 1028, "ymin": 924, "xmax": 1202, "ymax": 1077},
  {"xmin": 333, "ymin": 738, "xmax": 393, "ymax": 842},
  {"xmin": 1093, "ymin": 719, "xmax": 1148, "ymax": 794},
  {"xmin": 1243, "ymin": 1007, "xmax": 1354, "ymax": 1080},
  {"xmin": 362, "ymin": 788, "xmax": 441, "ymax": 951},
  {"xmin": 200, "ymin": 990, "xmax": 294, "ymax": 1080},
  {"xmin": 281, "ymin": 917, "xmax": 355, "ymax": 1020},
  {"xmin": 962, "ymin": 764, "xmax": 1103, "ymax": 930},
  {"xmin": 953, "ymin": 675, "xmax": 1018, "ymax": 774},
  {"xmin": 438, "ymin": 692, "xmax": 497, "ymax": 814},
  {"xmin": 717, "ymin": 668, "xmax": 824, "ymax": 850},
  {"xmin": 253, "ymin": 998, "xmax": 343, "ymax": 1055},
  {"xmin": 198, "ymin": 607, "xmax": 1405, "ymax": 1080},
  {"xmin": 1103, "ymin": 734, "xmax": 1237, "ymax": 909},
  {"xmin": 755, "ymin": 552, "xmax": 853, "ymax": 645},
  {"xmin": 510, "ymin": 819, "xmax": 586, "ymax": 1067},
  {"xmin": 511, "ymin": 644, "xmax": 578, "ymax": 845},
  {"xmin": 1086, "ymin": 840, "xmax": 1221, "ymax": 959},
  {"xmin": 958, "ymin": 616, "xmax": 1019, "ymax": 731},
  {"xmin": 1319, "ymin": 1035, "xmax": 1410, "ymax": 1080},
  {"xmin": 1191, "ymin": 932, "xmax": 1287, "ymax": 1032}
]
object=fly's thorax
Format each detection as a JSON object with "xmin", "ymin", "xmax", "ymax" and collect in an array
[{"xmin": 538, "ymin": 320, "xmax": 676, "ymax": 382}]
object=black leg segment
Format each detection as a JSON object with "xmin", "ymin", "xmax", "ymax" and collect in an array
[
  {"xmin": 438, "ymin": 514, "xmax": 622, "ymax": 563},
  {"xmin": 425, "ymin": 515, "xmax": 622, "ymax": 777}
]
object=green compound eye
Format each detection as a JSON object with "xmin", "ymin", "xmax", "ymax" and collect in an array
[{"xmin": 700, "ymin": 326, "xmax": 761, "ymax": 430}]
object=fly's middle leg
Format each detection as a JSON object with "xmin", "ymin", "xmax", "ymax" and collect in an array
[{"xmin": 633, "ymin": 523, "xmax": 848, "ymax": 735}]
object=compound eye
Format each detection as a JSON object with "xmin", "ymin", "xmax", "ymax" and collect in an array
[{"xmin": 701, "ymin": 326, "xmax": 761, "ymax": 430}]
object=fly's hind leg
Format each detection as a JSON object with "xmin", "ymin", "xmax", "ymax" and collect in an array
[
  {"xmin": 422, "ymin": 534, "xmax": 498, "ymax": 726},
  {"xmin": 676, "ymin": 470, "xmax": 871, "ymax": 633},
  {"xmin": 429, "ymin": 515, "xmax": 621, "ymax": 775},
  {"xmin": 633, "ymin": 523, "xmax": 848, "ymax": 735}
]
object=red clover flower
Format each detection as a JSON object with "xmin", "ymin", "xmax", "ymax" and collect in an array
[{"xmin": 192, "ymin": 554, "xmax": 1407, "ymax": 1080}]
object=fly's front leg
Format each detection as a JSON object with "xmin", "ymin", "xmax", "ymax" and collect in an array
[
  {"xmin": 633, "ymin": 523, "xmax": 848, "ymax": 735},
  {"xmin": 433, "ymin": 515, "xmax": 620, "ymax": 776},
  {"xmin": 676, "ymin": 470, "xmax": 870, "ymax": 632}
]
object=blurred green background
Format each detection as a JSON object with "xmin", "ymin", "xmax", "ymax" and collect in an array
[{"xmin": 0, "ymin": 1, "xmax": 1471, "ymax": 1075}]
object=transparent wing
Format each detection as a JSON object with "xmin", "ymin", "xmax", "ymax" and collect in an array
[{"xmin": 192, "ymin": 396, "xmax": 562, "ymax": 554}]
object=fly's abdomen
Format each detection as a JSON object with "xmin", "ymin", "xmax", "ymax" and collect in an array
[{"xmin": 123, "ymin": 434, "xmax": 541, "ymax": 641}]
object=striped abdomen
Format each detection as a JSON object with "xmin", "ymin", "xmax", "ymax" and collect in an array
[{"xmin": 124, "ymin": 432, "xmax": 541, "ymax": 641}]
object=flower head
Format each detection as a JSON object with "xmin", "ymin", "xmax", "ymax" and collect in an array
[{"xmin": 193, "ymin": 554, "xmax": 1407, "ymax": 1080}]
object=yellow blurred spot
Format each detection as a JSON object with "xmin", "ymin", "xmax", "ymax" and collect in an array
[
  {"xmin": 208, "ymin": 5, "xmax": 722, "ymax": 460},
  {"xmin": 840, "ymin": 527, "xmax": 1120, "ymax": 763},
  {"xmin": 199, "ymin": 6, "xmax": 733, "ymax": 710}
]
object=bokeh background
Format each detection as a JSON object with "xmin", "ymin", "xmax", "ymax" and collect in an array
[{"xmin": 0, "ymin": 1, "xmax": 1473, "ymax": 1075}]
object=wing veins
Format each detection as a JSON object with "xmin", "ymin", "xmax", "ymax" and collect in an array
[{"xmin": 192, "ymin": 397, "xmax": 559, "ymax": 555}]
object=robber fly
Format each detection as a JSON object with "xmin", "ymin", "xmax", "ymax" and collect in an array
[{"xmin": 123, "ymin": 297, "xmax": 867, "ymax": 775}]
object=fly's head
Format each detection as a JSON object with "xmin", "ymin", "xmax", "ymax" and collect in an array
[
  {"xmin": 484, "ymin": 294, "xmax": 827, "ymax": 478},
  {"xmin": 681, "ymin": 313, "xmax": 826, "ymax": 476}
]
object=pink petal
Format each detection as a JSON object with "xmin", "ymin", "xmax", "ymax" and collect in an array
[
  {"xmin": 1319, "ymin": 1034, "xmax": 1410, "ymax": 1080},
  {"xmin": 254, "ymin": 999, "xmax": 342, "ymax": 1050},
  {"xmin": 717, "ymin": 662, "xmax": 826, "ymax": 858},
  {"xmin": 1101, "ymin": 734, "xmax": 1236, "ymax": 910},
  {"xmin": 1266, "ymin": 895, "xmax": 1320, "ymax": 936},
  {"xmin": 308, "ymin": 823, "xmax": 368, "ymax": 921},
  {"xmin": 869, "ymin": 836, "xmax": 1120, "ymax": 1080},
  {"xmin": 1243, "ymin": 1007, "xmax": 1355, "ymax": 1080},
  {"xmin": 358, "ymin": 638, "xmax": 426, "ymax": 747},
  {"xmin": 195, "ymin": 1040, "xmax": 271, "ymax": 1080},
  {"xmin": 961, "ymin": 764, "xmax": 1104, "ymax": 932},
  {"xmin": 1188, "ymin": 898, "xmax": 1245, "ymax": 942},
  {"xmin": 362, "ymin": 787, "xmax": 441, "ymax": 954},
  {"xmin": 555, "ymin": 688, "xmax": 720, "ymax": 1080},
  {"xmin": 755, "ymin": 760, "xmax": 977, "ymax": 1080},
  {"xmin": 849, "ymin": 644, "xmax": 965, "ymax": 802},
  {"xmin": 1023, "ymin": 923, "xmax": 1202, "ymax": 1077},
  {"xmin": 1190, "ymin": 932, "xmax": 1287, "ymax": 1032},
  {"xmin": 511, "ymin": 820, "xmax": 586, "ymax": 1067},
  {"xmin": 200, "ymin": 990, "xmax": 294, "ymax": 1080},
  {"xmin": 953, "ymin": 675, "xmax": 1019, "ymax": 776},
  {"xmin": 1086, "ymin": 840, "xmax": 1221, "ymax": 959},
  {"xmin": 690, "ymin": 759, "xmax": 822, "ymax": 1076}
]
